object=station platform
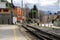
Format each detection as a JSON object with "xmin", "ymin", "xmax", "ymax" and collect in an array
[{"xmin": 0, "ymin": 25, "xmax": 27, "ymax": 40}]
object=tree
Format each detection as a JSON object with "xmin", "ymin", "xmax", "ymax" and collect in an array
[
  {"xmin": 6, "ymin": 2, "xmax": 11, "ymax": 8},
  {"xmin": 29, "ymin": 5, "xmax": 38, "ymax": 18},
  {"xmin": 1, "ymin": 0, "xmax": 6, "ymax": 2}
]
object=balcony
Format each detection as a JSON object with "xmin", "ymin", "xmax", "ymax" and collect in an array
[{"xmin": 0, "ymin": 8, "xmax": 10, "ymax": 14}]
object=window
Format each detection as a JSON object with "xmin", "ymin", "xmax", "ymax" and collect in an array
[
  {"xmin": 3, "ymin": 9, "xmax": 9, "ymax": 12},
  {"xmin": 0, "ymin": 15, "xmax": 2, "ymax": 17},
  {"xmin": 0, "ymin": 9, "xmax": 1, "ymax": 12}
]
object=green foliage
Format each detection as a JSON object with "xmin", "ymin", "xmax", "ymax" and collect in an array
[
  {"xmin": 6, "ymin": 2, "xmax": 10, "ymax": 8},
  {"xmin": 29, "ymin": 5, "xmax": 38, "ymax": 18},
  {"xmin": 1, "ymin": 0, "xmax": 6, "ymax": 2}
]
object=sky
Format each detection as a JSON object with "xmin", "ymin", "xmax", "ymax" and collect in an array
[{"xmin": 7, "ymin": 0, "xmax": 60, "ymax": 13}]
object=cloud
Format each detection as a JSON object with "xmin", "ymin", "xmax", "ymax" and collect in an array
[
  {"xmin": 7, "ymin": 0, "xmax": 58, "ymax": 6},
  {"xmin": 7, "ymin": 0, "xmax": 60, "ymax": 12},
  {"xmin": 39, "ymin": 0, "xmax": 57, "ymax": 6},
  {"xmin": 26, "ymin": 0, "xmax": 38, "ymax": 4}
]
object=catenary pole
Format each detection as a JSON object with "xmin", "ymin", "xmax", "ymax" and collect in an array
[{"xmin": 11, "ymin": 0, "xmax": 13, "ymax": 24}]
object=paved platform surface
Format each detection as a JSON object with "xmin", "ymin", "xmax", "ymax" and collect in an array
[{"xmin": 0, "ymin": 25, "xmax": 27, "ymax": 40}]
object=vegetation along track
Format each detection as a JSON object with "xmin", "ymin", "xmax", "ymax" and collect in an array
[{"xmin": 21, "ymin": 25, "xmax": 60, "ymax": 40}]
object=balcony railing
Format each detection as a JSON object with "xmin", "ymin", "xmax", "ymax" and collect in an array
[{"xmin": 0, "ymin": 8, "xmax": 10, "ymax": 13}]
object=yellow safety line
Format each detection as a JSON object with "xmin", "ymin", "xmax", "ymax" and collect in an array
[{"xmin": 13, "ymin": 26, "xmax": 17, "ymax": 40}]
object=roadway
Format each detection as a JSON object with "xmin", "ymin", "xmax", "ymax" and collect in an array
[{"xmin": 0, "ymin": 25, "xmax": 27, "ymax": 40}]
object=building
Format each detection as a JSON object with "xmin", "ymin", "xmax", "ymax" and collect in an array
[
  {"xmin": 0, "ymin": 0, "xmax": 12, "ymax": 24},
  {"xmin": 39, "ymin": 10, "xmax": 55, "ymax": 23},
  {"xmin": 53, "ymin": 11, "xmax": 60, "ymax": 26},
  {"xmin": 0, "ymin": 0, "xmax": 6, "ymax": 8},
  {"xmin": 13, "ymin": 6, "xmax": 24, "ymax": 22},
  {"xmin": 38, "ymin": 10, "xmax": 45, "ymax": 23},
  {"xmin": 19, "ymin": 5, "xmax": 30, "ymax": 22}
]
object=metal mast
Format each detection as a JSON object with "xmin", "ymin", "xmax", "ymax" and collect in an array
[
  {"xmin": 57, "ymin": 0, "xmax": 60, "ymax": 9},
  {"xmin": 57, "ymin": 0, "xmax": 60, "ymax": 6},
  {"xmin": 21, "ymin": 0, "xmax": 23, "ymax": 8},
  {"xmin": 11, "ymin": 0, "xmax": 13, "ymax": 24},
  {"xmin": 38, "ymin": 0, "xmax": 40, "ymax": 22},
  {"xmin": 21, "ymin": 0, "xmax": 23, "ymax": 23}
]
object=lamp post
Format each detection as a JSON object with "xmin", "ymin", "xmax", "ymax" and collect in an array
[{"xmin": 10, "ymin": 0, "xmax": 13, "ymax": 24}]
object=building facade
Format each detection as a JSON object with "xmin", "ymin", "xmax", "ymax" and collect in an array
[
  {"xmin": 53, "ymin": 11, "xmax": 60, "ymax": 26},
  {"xmin": 0, "ymin": 0, "xmax": 12, "ymax": 24},
  {"xmin": 13, "ymin": 6, "xmax": 24, "ymax": 22},
  {"xmin": 0, "ymin": 0, "xmax": 6, "ymax": 8}
]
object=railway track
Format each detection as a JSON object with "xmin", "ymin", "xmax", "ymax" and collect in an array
[{"xmin": 21, "ymin": 25, "xmax": 60, "ymax": 40}]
